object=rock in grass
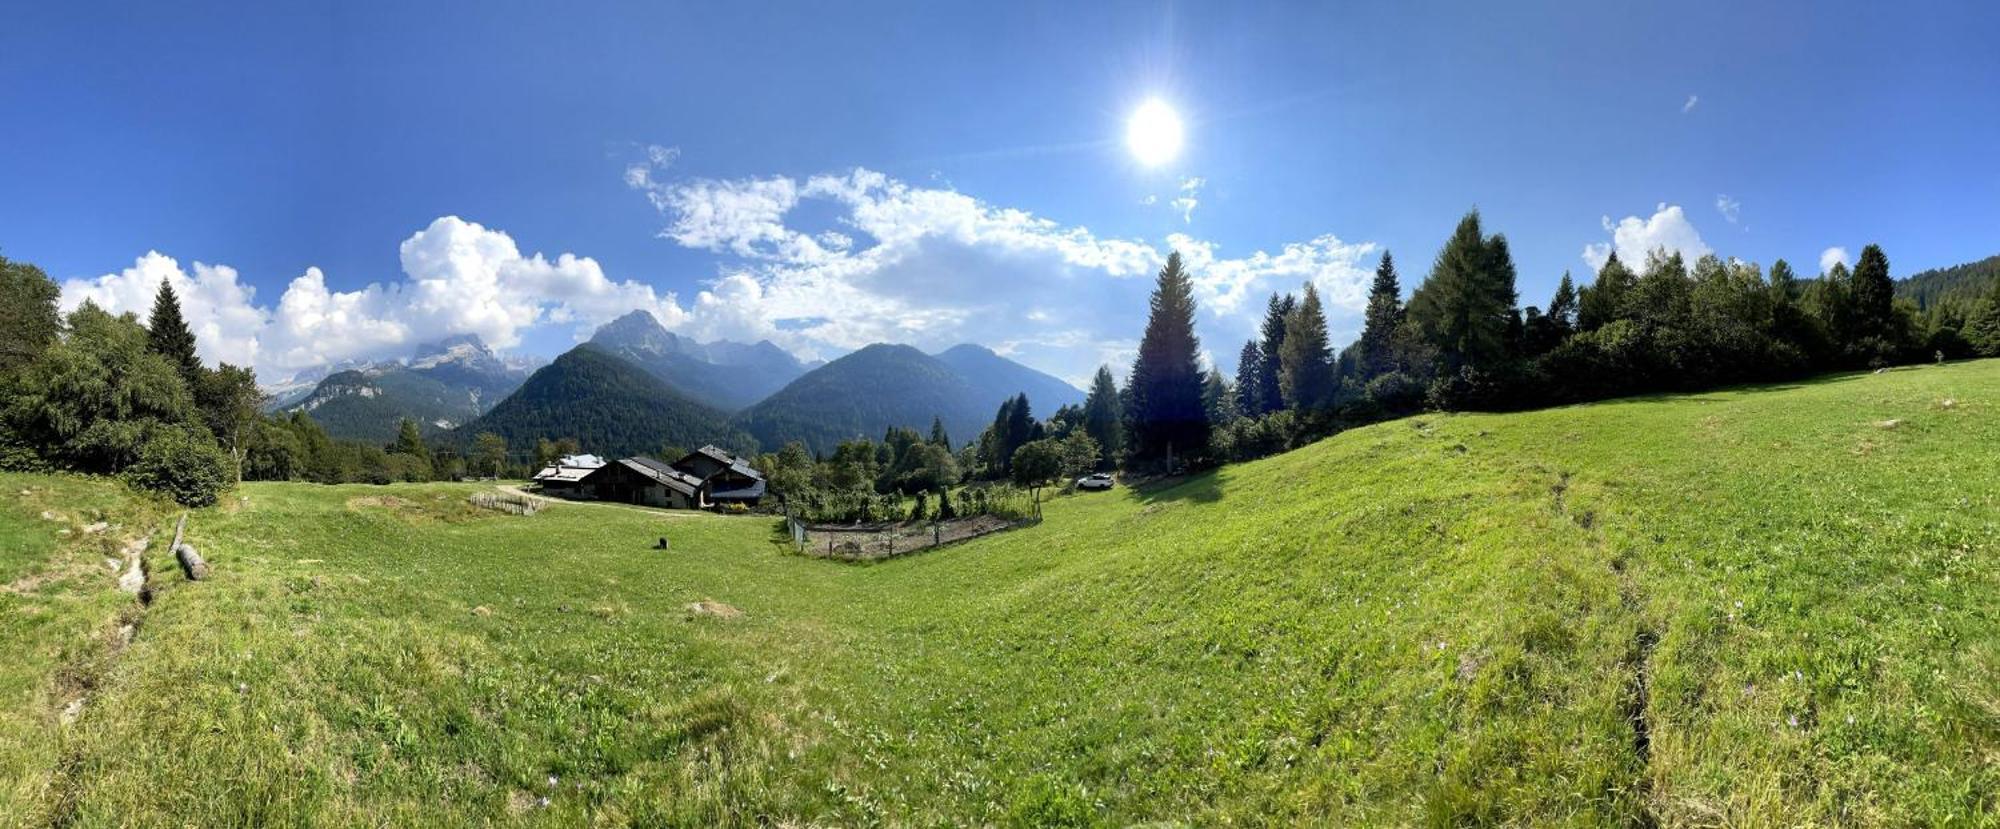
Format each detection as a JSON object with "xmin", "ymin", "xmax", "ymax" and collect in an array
[{"xmin": 1876, "ymin": 418, "xmax": 1903, "ymax": 430}]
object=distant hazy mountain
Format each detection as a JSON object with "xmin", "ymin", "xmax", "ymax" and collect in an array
[
  {"xmin": 932, "ymin": 343, "xmax": 1086, "ymax": 414},
  {"xmin": 586, "ymin": 310, "xmax": 810, "ymax": 411},
  {"xmin": 733, "ymin": 343, "xmax": 1085, "ymax": 454},
  {"xmin": 457, "ymin": 344, "xmax": 753, "ymax": 458},
  {"xmin": 284, "ymin": 334, "xmax": 528, "ymax": 443}
]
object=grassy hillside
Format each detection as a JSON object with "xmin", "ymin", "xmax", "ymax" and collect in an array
[{"xmin": 3, "ymin": 361, "xmax": 1996, "ymax": 825}]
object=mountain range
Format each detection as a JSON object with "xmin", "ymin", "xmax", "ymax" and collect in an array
[
  {"xmin": 277, "ymin": 335, "xmax": 530, "ymax": 443},
  {"xmin": 272, "ymin": 310, "xmax": 1086, "ymax": 456}
]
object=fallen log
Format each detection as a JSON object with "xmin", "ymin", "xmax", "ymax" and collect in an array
[{"xmin": 168, "ymin": 512, "xmax": 208, "ymax": 581}]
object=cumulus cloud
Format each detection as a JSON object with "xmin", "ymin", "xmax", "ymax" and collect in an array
[
  {"xmin": 61, "ymin": 216, "xmax": 688, "ymax": 384},
  {"xmin": 1819, "ymin": 246, "xmax": 1850, "ymax": 274},
  {"xmin": 625, "ymin": 153, "xmax": 1374, "ymax": 383},
  {"xmin": 1715, "ymin": 194, "xmax": 1741, "ymax": 224},
  {"xmin": 1581, "ymin": 203, "xmax": 1712, "ymax": 273},
  {"xmin": 1682, "ymin": 94, "xmax": 1699, "ymax": 113}
]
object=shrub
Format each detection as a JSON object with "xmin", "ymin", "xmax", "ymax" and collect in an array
[{"xmin": 123, "ymin": 425, "xmax": 232, "ymax": 506}]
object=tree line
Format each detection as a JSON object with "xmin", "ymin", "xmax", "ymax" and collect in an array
[{"xmin": 930, "ymin": 211, "xmax": 1995, "ymax": 483}]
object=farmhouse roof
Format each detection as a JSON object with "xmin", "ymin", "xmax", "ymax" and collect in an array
[
  {"xmin": 532, "ymin": 465, "xmax": 595, "ymax": 483},
  {"xmin": 619, "ymin": 456, "xmax": 704, "ymax": 497},
  {"xmin": 688, "ymin": 444, "xmax": 764, "ymax": 481}
]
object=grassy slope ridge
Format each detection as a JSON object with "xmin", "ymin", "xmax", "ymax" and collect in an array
[{"xmin": 2, "ymin": 362, "xmax": 1995, "ymax": 826}]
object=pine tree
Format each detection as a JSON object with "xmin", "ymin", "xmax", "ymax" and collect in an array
[
  {"xmin": 929, "ymin": 416, "xmax": 951, "ymax": 451},
  {"xmin": 1357, "ymin": 251, "xmax": 1403, "ymax": 378},
  {"xmin": 1278, "ymin": 282, "xmax": 1336, "ymax": 410},
  {"xmin": 390, "ymin": 418, "xmax": 429, "ymax": 460},
  {"xmin": 1850, "ymin": 243, "xmax": 1896, "ymax": 338},
  {"xmin": 1233, "ymin": 340, "xmax": 1263, "ymax": 417},
  {"xmin": 1128, "ymin": 251, "xmax": 1209, "ymax": 464},
  {"xmin": 1080, "ymin": 365, "xmax": 1123, "ymax": 467},
  {"xmin": 1202, "ymin": 368, "xmax": 1236, "ymax": 424},
  {"xmin": 1547, "ymin": 272, "xmax": 1578, "ymax": 333},
  {"xmin": 1407, "ymin": 211, "xmax": 1519, "ymax": 372},
  {"xmin": 146, "ymin": 279, "xmax": 202, "ymax": 382},
  {"xmin": 1578, "ymin": 252, "xmax": 1637, "ymax": 331},
  {"xmin": 1255, "ymin": 293, "xmax": 1295, "ymax": 415}
]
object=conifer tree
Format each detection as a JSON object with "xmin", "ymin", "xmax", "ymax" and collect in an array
[
  {"xmin": 1201, "ymin": 368, "xmax": 1236, "ymax": 424},
  {"xmin": 1850, "ymin": 243, "xmax": 1896, "ymax": 337},
  {"xmin": 1254, "ymin": 293, "xmax": 1295, "ymax": 415},
  {"xmin": 1407, "ymin": 211, "xmax": 1518, "ymax": 372},
  {"xmin": 929, "ymin": 416, "xmax": 951, "ymax": 451},
  {"xmin": 1278, "ymin": 282, "xmax": 1336, "ymax": 410},
  {"xmin": 1357, "ymin": 251, "xmax": 1403, "ymax": 377},
  {"xmin": 146, "ymin": 279, "xmax": 202, "ymax": 382},
  {"xmin": 1233, "ymin": 340, "xmax": 1263, "ymax": 417},
  {"xmin": 1080, "ymin": 365, "xmax": 1123, "ymax": 467},
  {"xmin": 1128, "ymin": 251, "xmax": 1209, "ymax": 464},
  {"xmin": 1578, "ymin": 252, "xmax": 1637, "ymax": 331},
  {"xmin": 1547, "ymin": 272, "xmax": 1578, "ymax": 333}
]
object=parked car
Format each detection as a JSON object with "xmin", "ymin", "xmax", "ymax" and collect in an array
[{"xmin": 1075, "ymin": 473, "xmax": 1115, "ymax": 491}]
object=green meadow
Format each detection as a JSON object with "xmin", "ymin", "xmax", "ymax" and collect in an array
[{"xmin": 3, "ymin": 361, "xmax": 1995, "ymax": 827}]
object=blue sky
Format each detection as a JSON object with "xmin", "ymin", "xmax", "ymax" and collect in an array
[{"xmin": 5, "ymin": 1, "xmax": 1998, "ymax": 387}]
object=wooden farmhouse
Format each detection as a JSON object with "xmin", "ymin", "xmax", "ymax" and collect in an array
[{"xmin": 538, "ymin": 446, "xmax": 766, "ymax": 509}]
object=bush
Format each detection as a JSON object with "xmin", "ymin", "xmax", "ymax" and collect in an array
[{"xmin": 123, "ymin": 425, "xmax": 232, "ymax": 506}]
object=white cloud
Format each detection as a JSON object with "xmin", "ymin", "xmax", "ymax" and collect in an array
[
  {"xmin": 1682, "ymin": 94, "xmax": 1699, "ymax": 113},
  {"xmin": 1581, "ymin": 203, "xmax": 1712, "ymax": 273},
  {"xmin": 625, "ymin": 154, "xmax": 1374, "ymax": 381},
  {"xmin": 1715, "ymin": 194, "xmax": 1741, "ymax": 224},
  {"xmin": 1171, "ymin": 176, "xmax": 1204, "ymax": 223},
  {"xmin": 1819, "ymin": 246, "xmax": 1850, "ymax": 274},
  {"xmin": 61, "ymin": 216, "xmax": 688, "ymax": 384}
]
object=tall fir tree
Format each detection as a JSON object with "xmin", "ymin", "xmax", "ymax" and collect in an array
[
  {"xmin": 1201, "ymin": 368, "xmax": 1236, "ymax": 425},
  {"xmin": 1850, "ymin": 243, "xmax": 1896, "ymax": 337},
  {"xmin": 1357, "ymin": 251, "xmax": 1403, "ymax": 378},
  {"xmin": 1233, "ymin": 340, "xmax": 1263, "ymax": 417},
  {"xmin": 1578, "ymin": 252, "xmax": 1637, "ymax": 331},
  {"xmin": 1080, "ymin": 365, "xmax": 1123, "ymax": 467},
  {"xmin": 1127, "ymin": 251, "xmax": 1209, "ymax": 464},
  {"xmin": 1278, "ymin": 282, "xmax": 1337, "ymax": 410},
  {"xmin": 1254, "ymin": 293, "xmax": 1295, "ymax": 415},
  {"xmin": 389, "ymin": 417, "xmax": 430, "ymax": 460},
  {"xmin": 146, "ymin": 279, "xmax": 202, "ymax": 382},
  {"xmin": 929, "ymin": 416, "xmax": 951, "ymax": 451},
  {"xmin": 1547, "ymin": 272, "xmax": 1578, "ymax": 333},
  {"xmin": 1406, "ymin": 210, "xmax": 1519, "ymax": 372}
]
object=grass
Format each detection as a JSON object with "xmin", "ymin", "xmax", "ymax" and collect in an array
[{"xmin": 1, "ymin": 360, "xmax": 1996, "ymax": 826}]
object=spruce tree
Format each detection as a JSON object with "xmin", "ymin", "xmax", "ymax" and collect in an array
[
  {"xmin": 1278, "ymin": 282, "xmax": 1336, "ymax": 410},
  {"xmin": 929, "ymin": 416, "xmax": 951, "ymax": 451},
  {"xmin": 1547, "ymin": 272, "xmax": 1578, "ymax": 333},
  {"xmin": 1128, "ymin": 251, "xmax": 1209, "ymax": 464},
  {"xmin": 1080, "ymin": 365, "xmax": 1123, "ymax": 467},
  {"xmin": 1201, "ymin": 368, "xmax": 1235, "ymax": 424},
  {"xmin": 390, "ymin": 418, "xmax": 429, "ymax": 460},
  {"xmin": 146, "ymin": 278, "xmax": 202, "ymax": 382},
  {"xmin": 1578, "ymin": 252, "xmax": 1637, "ymax": 331},
  {"xmin": 1233, "ymin": 340, "xmax": 1263, "ymax": 417},
  {"xmin": 1255, "ymin": 293, "xmax": 1295, "ymax": 416},
  {"xmin": 1850, "ymin": 243, "xmax": 1896, "ymax": 337},
  {"xmin": 1357, "ymin": 251, "xmax": 1403, "ymax": 378},
  {"xmin": 1406, "ymin": 211, "xmax": 1518, "ymax": 372}
]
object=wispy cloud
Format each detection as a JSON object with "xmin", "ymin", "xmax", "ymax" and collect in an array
[
  {"xmin": 1171, "ymin": 176, "xmax": 1204, "ymax": 223},
  {"xmin": 1819, "ymin": 246, "xmax": 1850, "ymax": 274},
  {"xmin": 1681, "ymin": 94, "xmax": 1699, "ymax": 113},
  {"xmin": 1715, "ymin": 194, "xmax": 1741, "ymax": 224}
]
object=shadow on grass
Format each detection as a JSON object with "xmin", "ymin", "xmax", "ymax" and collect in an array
[{"xmin": 1129, "ymin": 470, "xmax": 1224, "ymax": 505}]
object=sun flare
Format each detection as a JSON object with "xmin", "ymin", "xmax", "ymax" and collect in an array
[{"xmin": 1125, "ymin": 98, "xmax": 1184, "ymax": 167}]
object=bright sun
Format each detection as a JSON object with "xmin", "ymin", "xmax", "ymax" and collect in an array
[{"xmin": 1125, "ymin": 98, "xmax": 1184, "ymax": 167}]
